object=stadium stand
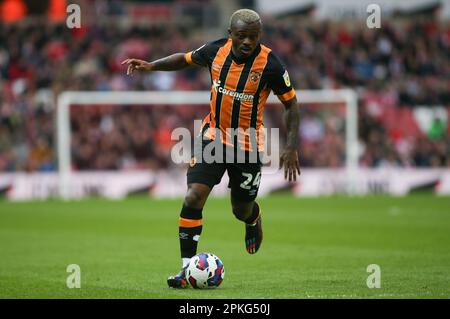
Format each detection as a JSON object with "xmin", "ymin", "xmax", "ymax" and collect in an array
[{"xmin": 0, "ymin": 6, "xmax": 449, "ymax": 171}]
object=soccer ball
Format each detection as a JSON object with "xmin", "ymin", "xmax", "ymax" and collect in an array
[{"xmin": 186, "ymin": 252, "xmax": 225, "ymax": 289}]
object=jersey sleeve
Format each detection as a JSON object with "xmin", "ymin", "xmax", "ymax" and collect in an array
[
  {"xmin": 184, "ymin": 39, "xmax": 227, "ymax": 68},
  {"xmin": 266, "ymin": 52, "xmax": 296, "ymax": 103}
]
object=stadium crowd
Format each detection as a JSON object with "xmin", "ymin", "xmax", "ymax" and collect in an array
[{"xmin": 0, "ymin": 15, "xmax": 449, "ymax": 171}]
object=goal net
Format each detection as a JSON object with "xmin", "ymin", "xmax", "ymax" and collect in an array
[{"xmin": 57, "ymin": 90, "xmax": 358, "ymax": 199}]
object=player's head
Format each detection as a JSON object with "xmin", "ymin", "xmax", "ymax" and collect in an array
[{"xmin": 228, "ymin": 9, "xmax": 262, "ymax": 59}]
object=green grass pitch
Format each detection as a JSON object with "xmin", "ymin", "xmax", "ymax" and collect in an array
[{"xmin": 0, "ymin": 194, "xmax": 449, "ymax": 299}]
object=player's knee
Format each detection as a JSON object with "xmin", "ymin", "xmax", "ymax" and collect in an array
[
  {"xmin": 184, "ymin": 187, "xmax": 207, "ymax": 209},
  {"xmin": 232, "ymin": 203, "xmax": 252, "ymax": 222},
  {"xmin": 232, "ymin": 209, "xmax": 247, "ymax": 222}
]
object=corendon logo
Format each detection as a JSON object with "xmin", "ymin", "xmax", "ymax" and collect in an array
[{"xmin": 213, "ymin": 80, "xmax": 254, "ymax": 102}]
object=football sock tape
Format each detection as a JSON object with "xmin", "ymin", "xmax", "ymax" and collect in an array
[{"xmin": 179, "ymin": 205, "xmax": 203, "ymax": 259}]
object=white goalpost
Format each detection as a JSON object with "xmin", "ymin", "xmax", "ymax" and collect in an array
[{"xmin": 57, "ymin": 89, "xmax": 358, "ymax": 199}]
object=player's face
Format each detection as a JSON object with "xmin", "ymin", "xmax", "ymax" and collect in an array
[{"xmin": 228, "ymin": 20, "xmax": 262, "ymax": 59}]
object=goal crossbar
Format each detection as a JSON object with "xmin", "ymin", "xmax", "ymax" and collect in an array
[{"xmin": 57, "ymin": 90, "xmax": 358, "ymax": 198}]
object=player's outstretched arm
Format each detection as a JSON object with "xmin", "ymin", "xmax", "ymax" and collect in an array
[
  {"xmin": 279, "ymin": 96, "xmax": 301, "ymax": 182},
  {"xmin": 121, "ymin": 53, "xmax": 189, "ymax": 75}
]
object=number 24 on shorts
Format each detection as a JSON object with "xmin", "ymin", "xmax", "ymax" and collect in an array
[{"xmin": 240, "ymin": 172, "xmax": 261, "ymax": 190}]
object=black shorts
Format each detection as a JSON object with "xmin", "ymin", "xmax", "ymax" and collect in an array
[{"xmin": 187, "ymin": 138, "xmax": 262, "ymax": 202}]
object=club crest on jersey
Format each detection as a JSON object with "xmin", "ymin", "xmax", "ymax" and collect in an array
[
  {"xmin": 283, "ymin": 70, "xmax": 291, "ymax": 87},
  {"xmin": 250, "ymin": 70, "xmax": 261, "ymax": 83}
]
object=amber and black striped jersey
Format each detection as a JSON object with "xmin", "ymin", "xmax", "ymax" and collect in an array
[{"xmin": 185, "ymin": 38, "xmax": 296, "ymax": 152}]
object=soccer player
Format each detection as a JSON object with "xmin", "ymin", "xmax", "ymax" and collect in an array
[{"xmin": 122, "ymin": 9, "xmax": 300, "ymax": 288}]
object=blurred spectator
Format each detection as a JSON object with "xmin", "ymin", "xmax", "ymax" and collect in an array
[
  {"xmin": 1, "ymin": 0, "xmax": 27, "ymax": 23},
  {"xmin": 0, "ymin": 7, "xmax": 449, "ymax": 171}
]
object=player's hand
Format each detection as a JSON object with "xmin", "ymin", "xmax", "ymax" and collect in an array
[
  {"xmin": 121, "ymin": 58, "xmax": 152, "ymax": 75},
  {"xmin": 279, "ymin": 148, "xmax": 301, "ymax": 182}
]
